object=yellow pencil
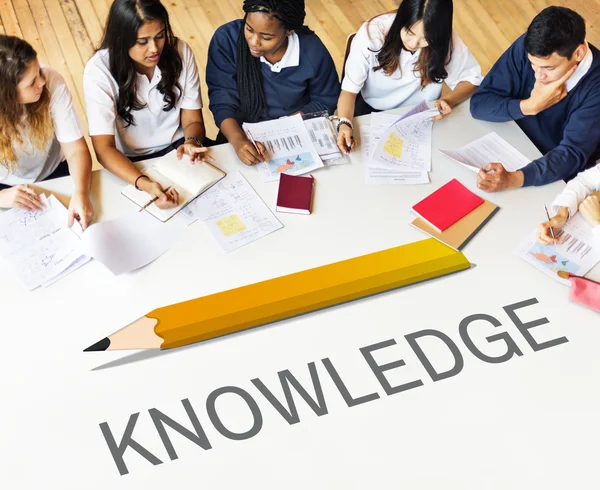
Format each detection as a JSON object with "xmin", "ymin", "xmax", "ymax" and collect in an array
[{"xmin": 84, "ymin": 239, "xmax": 470, "ymax": 352}]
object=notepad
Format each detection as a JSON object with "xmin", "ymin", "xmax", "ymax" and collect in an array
[
  {"xmin": 122, "ymin": 151, "xmax": 226, "ymax": 222},
  {"xmin": 276, "ymin": 173, "xmax": 315, "ymax": 215},
  {"xmin": 411, "ymin": 199, "xmax": 499, "ymax": 250},
  {"xmin": 412, "ymin": 179, "xmax": 484, "ymax": 232}
]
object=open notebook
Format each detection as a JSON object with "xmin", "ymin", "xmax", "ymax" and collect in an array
[{"xmin": 122, "ymin": 151, "xmax": 226, "ymax": 222}]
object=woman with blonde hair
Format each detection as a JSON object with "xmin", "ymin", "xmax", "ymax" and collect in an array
[{"xmin": 0, "ymin": 35, "xmax": 93, "ymax": 228}]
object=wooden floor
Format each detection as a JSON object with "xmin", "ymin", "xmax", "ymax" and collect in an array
[{"xmin": 1, "ymin": 0, "xmax": 599, "ymax": 161}]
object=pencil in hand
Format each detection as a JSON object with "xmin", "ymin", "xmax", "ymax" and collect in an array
[{"xmin": 139, "ymin": 186, "xmax": 172, "ymax": 212}]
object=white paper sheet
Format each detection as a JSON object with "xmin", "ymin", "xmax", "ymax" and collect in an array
[
  {"xmin": 517, "ymin": 212, "xmax": 600, "ymax": 284},
  {"xmin": 440, "ymin": 132, "xmax": 531, "ymax": 172},
  {"xmin": 304, "ymin": 117, "xmax": 344, "ymax": 163},
  {"xmin": 370, "ymin": 109, "xmax": 438, "ymax": 171},
  {"xmin": 80, "ymin": 211, "xmax": 181, "ymax": 276},
  {"xmin": 0, "ymin": 195, "xmax": 88, "ymax": 290},
  {"xmin": 184, "ymin": 172, "xmax": 283, "ymax": 253},
  {"xmin": 243, "ymin": 114, "xmax": 324, "ymax": 182},
  {"xmin": 363, "ymin": 102, "xmax": 433, "ymax": 185}
]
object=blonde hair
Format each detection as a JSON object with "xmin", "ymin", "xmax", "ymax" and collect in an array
[{"xmin": 0, "ymin": 35, "xmax": 53, "ymax": 172}]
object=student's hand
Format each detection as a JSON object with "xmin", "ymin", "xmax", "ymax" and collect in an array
[
  {"xmin": 537, "ymin": 207, "xmax": 568, "ymax": 245},
  {"xmin": 432, "ymin": 99, "xmax": 452, "ymax": 121},
  {"xmin": 477, "ymin": 163, "xmax": 524, "ymax": 192},
  {"xmin": 68, "ymin": 191, "xmax": 94, "ymax": 230},
  {"xmin": 177, "ymin": 141, "xmax": 215, "ymax": 164},
  {"xmin": 521, "ymin": 65, "xmax": 577, "ymax": 116},
  {"xmin": 141, "ymin": 180, "xmax": 179, "ymax": 209},
  {"xmin": 337, "ymin": 125, "xmax": 356, "ymax": 154},
  {"xmin": 0, "ymin": 184, "xmax": 44, "ymax": 211},
  {"xmin": 232, "ymin": 137, "xmax": 266, "ymax": 166},
  {"xmin": 579, "ymin": 195, "xmax": 600, "ymax": 227}
]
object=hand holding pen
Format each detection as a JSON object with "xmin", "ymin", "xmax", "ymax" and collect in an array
[
  {"xmin": 139, "ymin": 184, "xmax": 179, "ymax": 211},
  {"xmin": 537, "ymin": 205, "xmax": 568, "ymax": 247}
]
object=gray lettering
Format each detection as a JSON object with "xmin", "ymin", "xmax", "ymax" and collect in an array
[
  {"xmin": 459, "ymin": 314, "xmax": 523, "ymax": 364},
  {"xmin": 360, "ymin": 339, "xmax": 423, "ymax": 394},
  {"xmin": 99, "ymin": 413, "xmax": 163, "ymax": 476},
  {"xmin": 322, "ymin": 357, "xmax": 380, "ymax": 407},
  {"xmin": 149, "ymin": 399, "xmax": 212, "ymax": 461},
  {"xmin": 206, "ymin": 386, "xmax": 263, "ymax": 440},
  {"xmin": 504, "ymin": 298, "xmax": 568, "ymax": 351},
  {"xmin": 405, "ymin": 330, "xmax": 464, "ymax": 382}
]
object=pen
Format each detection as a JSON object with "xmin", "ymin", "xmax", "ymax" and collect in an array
[
  {"xmin": 139, "ymin": 186, "xmax": 172, "ymax": 212},
  {"xmin": 544, "ymin": 204, "xmax": 557, "ymax": 247},
  {"xmin": 246, "ymin": 130, "xmax": 263, "ymax": 158}
]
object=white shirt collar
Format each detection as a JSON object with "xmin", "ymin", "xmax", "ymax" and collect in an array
[
  {"xmin": 566, "ymin": 42, "xmax": 593, "ymax": 92},
  {"xmin": 260, "ymin": 33, "xmax": 300, "ymax": 73}
]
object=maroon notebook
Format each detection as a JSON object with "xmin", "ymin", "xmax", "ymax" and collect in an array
[
  {"xmin": 411, "ymin": 178, "xmax": 484, "ymax": 232},
  {"xmin": 276, "ymin": 173, "xmax": 314, "ymax": 215}
]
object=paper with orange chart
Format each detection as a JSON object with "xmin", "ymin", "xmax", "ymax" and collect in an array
[
  {"xmin": 517, "ymin": 212, "xmax": 600, "ymax": 285},
  {"xmin": 182, "ymin": 172, "xmax": 283, "ymax": 253}
]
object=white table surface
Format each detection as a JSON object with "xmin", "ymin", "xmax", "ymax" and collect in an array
[{"xmin": 2, "ymin": 103, "xmax": 599, "ymax": 490}]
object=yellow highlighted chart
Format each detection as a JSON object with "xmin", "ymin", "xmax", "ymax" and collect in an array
[{"xmin": 84, "ymin": 239, "xmax": 470, "ymax": 351}]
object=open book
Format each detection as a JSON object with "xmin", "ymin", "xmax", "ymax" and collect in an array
[{"xmin": 122, "ymin": 151, "xmax": 226, "ymax": 221}]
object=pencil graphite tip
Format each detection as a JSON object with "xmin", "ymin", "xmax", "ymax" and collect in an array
[{"xmin": 84, "ymin": 337, "xmax": 111, "ymax": 352}]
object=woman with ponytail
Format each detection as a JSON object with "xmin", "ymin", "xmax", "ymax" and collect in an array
[
  {"xmin": 84, "ymin": 0, "xmax": 210, "ymax": 210},
  {"xmin": 207, "ymin": 0, "xmax": 340, "ymax": 165},
  {"xmin": 0, "ymin": 35, "xmax": 94, "ymax": 229},
  {"xmin": 337, "ymin": 0, "xmax": 482, "ymax": 154}
]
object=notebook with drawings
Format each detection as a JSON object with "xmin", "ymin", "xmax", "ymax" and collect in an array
[{"xmin": 121, "ymin": 151, "xmax": 226, "ymax": 222}]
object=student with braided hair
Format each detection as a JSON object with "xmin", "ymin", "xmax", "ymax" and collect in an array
[{"xmin": 207, "ymin": 0, "xmax": 341, "ymax": 166}]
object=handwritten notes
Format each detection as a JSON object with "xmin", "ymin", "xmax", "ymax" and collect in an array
[
  {"xmin": 0, "ymin": 195, "xmax": 89, "ymax": 290},
  {"xmin": 183, "ymin": 172, "xmax": 283, "ymax": 253}
]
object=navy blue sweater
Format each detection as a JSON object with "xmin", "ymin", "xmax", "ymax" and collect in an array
[
  {"xmin": 470, "ymin": 35, "xmax": 600, "ymax": 186},
  {"xmin": 207, "ymin": 20, "xmax": 341, "ymax": 128}
]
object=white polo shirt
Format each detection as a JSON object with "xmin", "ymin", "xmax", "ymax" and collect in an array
[
  {"xmin": 83, "ymin": 40, "xmax": 203, "ymax": 157},
  {"xmin": 0, "ymin": 67, "xmax": 83, "ymax": 186},
  {"xmin": 342, "ymin": 13, "xmax": 483, "ymax": 110}
]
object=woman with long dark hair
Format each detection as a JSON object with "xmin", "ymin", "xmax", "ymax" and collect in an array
[
  {"xmin": 0, "ymin": 35, "xmax": 94, "ymax": 228},
  {"xmin": 84, "ymin": 0, "xmax": 210, "ymax": 209},
  {"xmin": 206, "ymin": 0, "xmax": 340, "ymax": 166},
  {"xmin": 337, "ymin": 0, "xmax": 482, "ymax": 153}
]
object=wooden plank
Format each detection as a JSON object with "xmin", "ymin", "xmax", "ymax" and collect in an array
[
  {"xmin": 0, "ymin": 0, "xmax": 23, "ymax": 37},
  {"xmin": 12, "ymin": 0, "xmax": 48, "ymax": 64},
  {"xmin": 58, "ymin": 0, "xmax": 95, "ymax": 63},
  {"xmin": 73, "ymin": 0, "xmax": 104, "ymax": 47}
]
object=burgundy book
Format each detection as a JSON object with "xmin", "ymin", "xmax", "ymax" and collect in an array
[
  {"xmin": 276, "ymin": 173, "xmax": 315, "ymax": 215},
  {"xmin": 411, "ymin": 178, "xmax": 484, "ymax": 232}
]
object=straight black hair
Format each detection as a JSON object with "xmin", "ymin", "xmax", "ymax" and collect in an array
[
  {"xmin": 525, "ymin": 6, "xmax": 586, "ymax": 59},
  {"xmin": 372, "ymin": 0, "xmax": 453, "ymax": 87},
  {"xmin": 99, "ymin": 0, "xmax": 182, "ymax": 127}
]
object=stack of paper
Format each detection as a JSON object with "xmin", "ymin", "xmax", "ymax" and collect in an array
[
  {"xmin": 304, "ymin": 116, "xmax": 345, "ymax": 164},
  {"xmin": 181, "ymin": 172, "xmax": 283, "ymax": 253},
  {"xmin": 243, "ymin": 114, "xmax": 324, "ymax": 182},
  {"xmin": 440, "ymin": 132, "xmax": 531, "ymax": 172},
  {"xmin": 364, "ymin": 101, "xmax": 437, "ymax": 185},
  {"xmin": 517, "ymin": 213, "xmax": 600, "ymax": 284},
  {"xmin": 0, "ymin": 194, "xmax": 181, "ymax": 290}
]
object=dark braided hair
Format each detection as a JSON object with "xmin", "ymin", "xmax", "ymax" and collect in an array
[{"xmin": 236, "ymin": 0, "xmax": 311, "ymax": 122}]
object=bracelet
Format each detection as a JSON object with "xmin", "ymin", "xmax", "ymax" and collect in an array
[
  {"xmin": 134, "ymin": 174, "xmax": 150, "ymax": 190},
  {"xmin": 336, "ymin": 117, "xmax": 353, "ymax": 133},
  {"xmin": 184, "ymin": 137, "xmax": 204, "ymax": 147}
]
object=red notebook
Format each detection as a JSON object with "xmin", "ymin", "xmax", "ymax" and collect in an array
[
  {"xmin": 412, "ymin": 178, "xmax": 484, "ymax": 232},
  {"xmin": 276, "ymin": 173, "xmax": 314, "ymax": 215}
]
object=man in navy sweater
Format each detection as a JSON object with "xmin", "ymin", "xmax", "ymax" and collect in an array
[{"xmin": 470, "ymin": 6, "xmax": 600, "ymax": 191}]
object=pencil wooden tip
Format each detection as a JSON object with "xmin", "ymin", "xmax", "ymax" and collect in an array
[
  {"xmin": 84, "ymin": 337, "xmax": 111, "ymax": 352},
  {"xmin": 557, "ymin": 270, "xmax": 570, "ymax": 280}
]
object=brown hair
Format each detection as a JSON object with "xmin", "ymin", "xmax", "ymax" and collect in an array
[{"xmin": 0, "ymin": 35, "xmax": 53, "ymax": 172}]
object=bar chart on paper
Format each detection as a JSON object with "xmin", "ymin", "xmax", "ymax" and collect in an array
[{"xmin": 517, "ymin": 213, "xmax": 600, "ymax": 283}]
